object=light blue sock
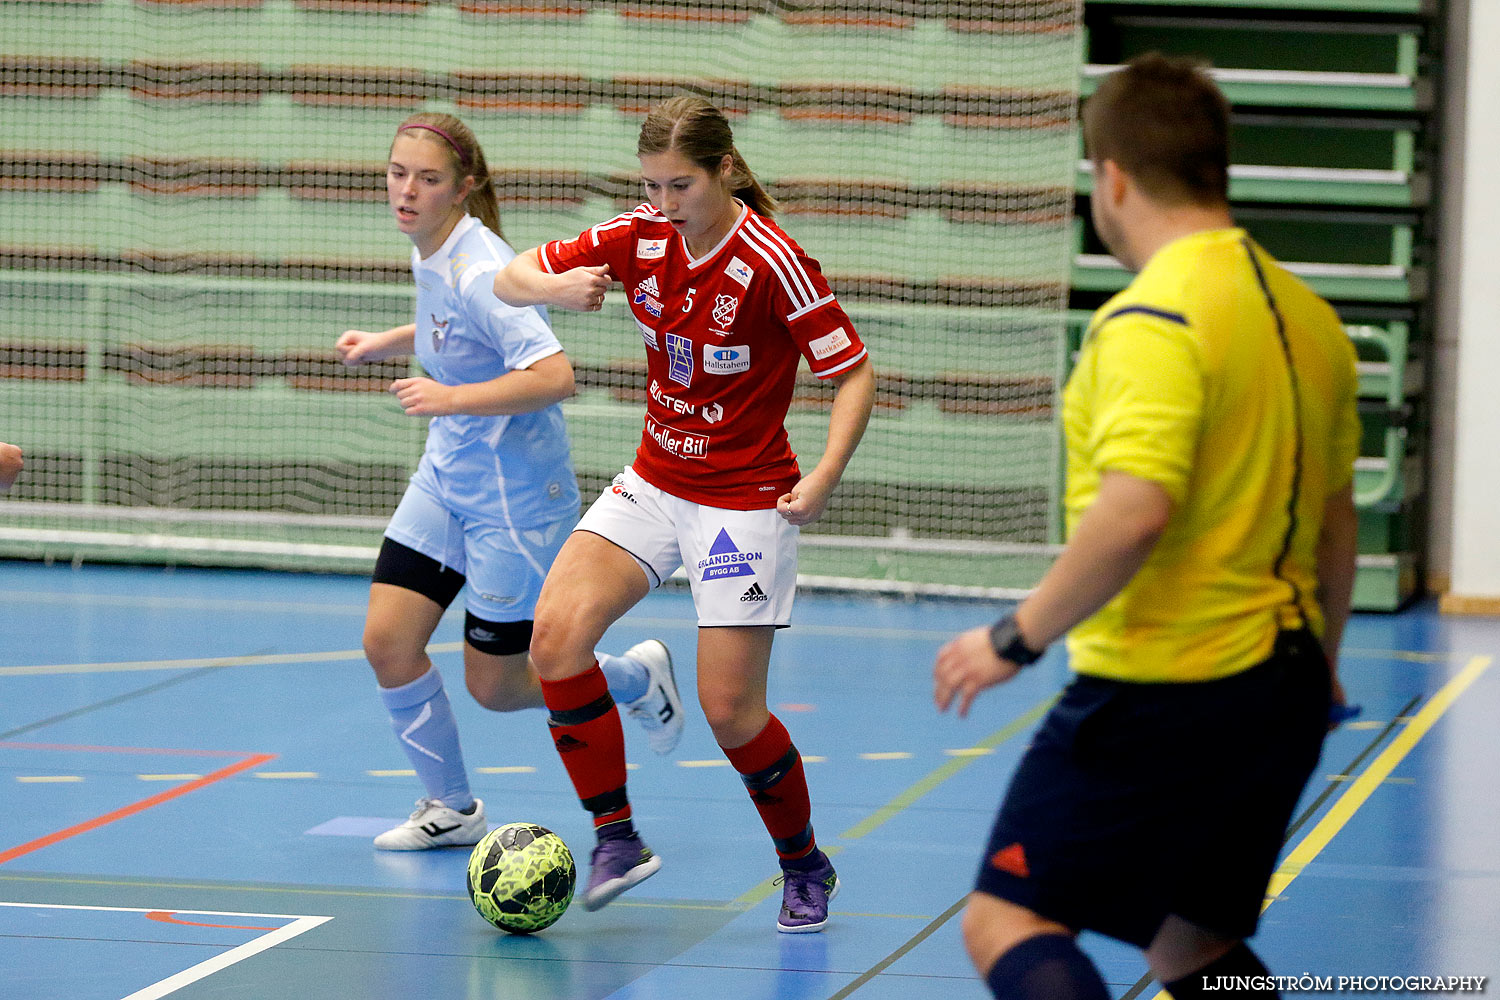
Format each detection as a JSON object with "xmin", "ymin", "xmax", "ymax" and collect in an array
[
  {"xmin": 379, "ymin": 667, "xmax": 474, "ymax": 813},
  {"xmin": 596, "ymin": 650, "xmax": 649, "ymax": 704}
]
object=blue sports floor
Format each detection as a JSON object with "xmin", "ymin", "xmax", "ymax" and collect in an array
[{"xmin": 1, "ymin": 560, "xmax": 1497, "ymax": 999}]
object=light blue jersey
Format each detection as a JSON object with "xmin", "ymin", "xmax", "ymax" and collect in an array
[{"xmin": 407, "ymin": 215, "xmax": 581, "ymax": 528}]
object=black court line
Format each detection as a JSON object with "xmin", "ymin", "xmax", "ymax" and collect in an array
[
  {"xmin": 825, "ymin": 696, "xmax": 1422, "ymax": 1000},
  {"xmin": 825, "ymin": 894, "xmax": 970, "ymax": 1000},
  {"xmin": 0, "ymin": 658, "xmax": 270, "ymax": 741}
]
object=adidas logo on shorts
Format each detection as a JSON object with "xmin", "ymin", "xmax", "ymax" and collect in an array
[{"xmin": 740, "ymin": 583, "xmax": 768, "ymax": 602}]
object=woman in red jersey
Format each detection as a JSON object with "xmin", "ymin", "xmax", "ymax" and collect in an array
[{"xmin": 495, "ymin": 96, "xmax": 874, "ymax": 933}]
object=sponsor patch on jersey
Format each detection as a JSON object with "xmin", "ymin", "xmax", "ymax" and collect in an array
[
  {"xmin": 711, "ymin": 294, "xmax": 740, "ymax": 328},
  {"xmin": 634, "ymin": 276, "xmax": 663, "ymax": 318},
  {"xmin": 809, "ymin": 326, "xmax": 852, "ymax": 361},
  {"xmin": 666, "ymin": 333, "xmax": 694, "ymax": 387},
  {"xmin": 634, "ymin": 292, "xmax": 663, "ymax": 319},
  {"xmin": 636, "ymin": 238, "xmax": 668, "ymax": 260},
  {"xmin": 703, "ymin": 344, "xmax": 750, "ymax": 375},
  {"xmin": 635, "ymin": 317, "xmax": 658, "ymax": 350},
  {"xmin": 646, "ymin": 417, "xmax": 709, "ymax": 461},
  {"xmin": 649, "ymin": 378, "xmax": 696, "ymax": 417},
  {"xmin": 697, "ymin": 528, "xmax": 761, "ymax": 581},
  {"xmin": 724, "ymin": 256, "xmax": 754, "ymax": 288}
]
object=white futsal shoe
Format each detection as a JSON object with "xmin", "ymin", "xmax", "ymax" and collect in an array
[
  {"xmin": 373, "ymin": 797, "xmax": 487, "ymax": 851},
  {"xmin": 621, "ymin": 639, "xmax": 685, "ymax": 755}
]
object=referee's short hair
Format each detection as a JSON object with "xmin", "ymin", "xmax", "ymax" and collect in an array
[{"xmin": 1082, "ymin": 52, "xmax": 1231, "ymax": 207}]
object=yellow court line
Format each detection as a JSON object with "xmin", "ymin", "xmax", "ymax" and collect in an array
[
  {"xmin": 17, "ymin": 775, "xmax": 83, "ymax": 783},
  {"xmin": 840, "ymin": 697, "xmax": 1056, "ymax": 843},
  {"xmin": 732, "ymin": 694, "xmax": 1057, "ymax": 909},
  {"xmin": 1144, "ymin": 654, "xmax": 1494, "ymax": 1000},
  {"xmin": 1264, "ymin": 655, "xmax": 1493, "ymax": 902}
]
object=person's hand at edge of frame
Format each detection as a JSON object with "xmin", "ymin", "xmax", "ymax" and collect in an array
[
  {"xmin": 0, "ymin": 441, "xmax": 22, "ymax": 493},
  {"xmin": 934, "ymin": 626, "xmax": 1024, "ymax": 718}
]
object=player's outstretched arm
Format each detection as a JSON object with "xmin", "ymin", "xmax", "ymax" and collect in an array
[
  {"xmin": 494, "ymin": 248, "xmax": 610, "ymax": 311},
  {"xmin": 336, "ymin": 323, "xmax": 416, "ymax": 366},
  {"xmin": 389, "ymin": 352, "xmax": 576, "ymax": 417},
  {"xmin": 934, "ymin": 470, "xmax": 1171, "ymax": 716},
  {"xmin": 0, "ymin": 441, "xmax": 23, "ymax": 493},
  {"xmin": 777, "ymin": 359, "xmax": 874, "ymax": 526}
]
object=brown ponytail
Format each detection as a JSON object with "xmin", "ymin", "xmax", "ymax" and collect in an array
[
  {"xmin": 393, "ymin": 112, "xmax": 504, "ymax": 239},
  {"xmin": 637, "ymin": 96, "xmax": 779, "ymax": 217}
]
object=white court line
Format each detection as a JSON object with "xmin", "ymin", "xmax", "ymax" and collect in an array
[
  {"xmin": 0, "ymin": 617, "xmax": 966, "ymax": 678},
  {"xmin": 0, "ymin": 589, "xmax": 369, "ymax": 618},
  {"xmin": 0, "ymin": 901, "xmax": 331, "ymax": 1000}
]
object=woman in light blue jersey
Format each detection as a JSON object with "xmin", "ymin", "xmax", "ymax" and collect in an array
[{"xmin": 336, "ymin": 113, "xmax": 684, "ymax": 851}]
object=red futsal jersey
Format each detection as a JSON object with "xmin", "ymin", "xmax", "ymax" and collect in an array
[{"xmin": 540, "ymin": 203, "xmax": 868, "ymax": 509}]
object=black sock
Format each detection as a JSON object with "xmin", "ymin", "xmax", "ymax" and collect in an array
[
  {"xmin": 780, "ymin": 848, "xmax": 827, "ymax": 872},
  {"xmin": 985, "ymin": 932, "xmax": 1109, "ymax": 1000},
  {"xmin": 1166, "ymin": 942, "xmax": 1276, "ymax": 999}
]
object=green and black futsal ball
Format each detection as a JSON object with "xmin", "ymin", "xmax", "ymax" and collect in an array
[{"xmin": 466, "ymin": 823, "xmax": 576, "ymax": 933}]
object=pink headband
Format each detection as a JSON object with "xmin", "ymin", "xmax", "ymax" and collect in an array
[{"xmin": 397, "ymin": 123, "xmax": 470, "ymax": 168}]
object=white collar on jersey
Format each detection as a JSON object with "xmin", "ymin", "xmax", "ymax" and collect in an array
[
  {"xmin": 414, "ymin": 214, "xmax": 479, "ymax": 268},
  {"xmin": 683, "ymin": 201, "xmax": 750, "ymax": 269}
]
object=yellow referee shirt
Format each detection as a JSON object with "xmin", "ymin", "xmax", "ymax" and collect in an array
[{"xmin": 1064, "ymin": 228, "xmax": 1361, "ymax": 682}]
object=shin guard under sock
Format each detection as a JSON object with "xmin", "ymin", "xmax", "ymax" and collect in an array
[{"xmin": 540, "ymin": 665, "xmax": 632, "ymax": 831}]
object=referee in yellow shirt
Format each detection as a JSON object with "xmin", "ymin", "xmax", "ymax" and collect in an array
[{"xmin": 934, "ymin": 54, "xmax": 1361, "ymax": 999}]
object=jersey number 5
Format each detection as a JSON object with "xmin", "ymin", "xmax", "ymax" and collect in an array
[{"xmin": 683, "ymin": 287, "xmax": 696, "ymax": 313}]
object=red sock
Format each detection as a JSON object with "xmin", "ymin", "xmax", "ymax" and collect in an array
[
  {"xmin": 722, "ymin": 714, "xmax": 815, "ymax": 861},
  {"xmin": 540, "ymin": 665, "xmax": 631, "ymax": 829}
]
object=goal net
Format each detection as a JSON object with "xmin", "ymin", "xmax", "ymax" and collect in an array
[{"xmin": 1, "ymin": 0, "xmax": 1081, "ymax": 597}]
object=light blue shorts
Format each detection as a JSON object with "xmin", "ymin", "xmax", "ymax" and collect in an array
[{"xmin": 384, "ymin": 480, "xmax": 575, "ymax": 622}]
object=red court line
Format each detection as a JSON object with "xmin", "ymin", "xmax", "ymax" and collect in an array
[
  {"xmin": 147, "ymin": 910, "xmax": 278, "ymax": 931},
  {"xmin": 0, "ymin": 741, "xmax": 249, "ymax": 758},
  {"xmin": 0, "ymin": 752, "xmax": 276, "ymax": 866}
]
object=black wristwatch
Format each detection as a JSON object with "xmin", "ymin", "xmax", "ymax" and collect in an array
[{"xmin": 989, "ymin": 614, "xmax": 1045, "ymax": 667}]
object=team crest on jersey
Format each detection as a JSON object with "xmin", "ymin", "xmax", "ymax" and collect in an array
[
  {"xmin": 634, "ymin": 276, "xmax": 663, "ymax": 319},
  {"xmin": 809, "ymin": 327, "xmax": 852, "ymax": 361},
  {"xmin": 702, "ymin": 402, "xmax": 724, "ymax": 424},
  {"xmin": 666, "ymin": 333, "xmax": 694, "ymax": 387},
  {"xmin": 703, "ymin": 344, "xmax": 750, "ymax": 375},
  {"xmin": 635, "ymin": 317, "xmax": 658, "ymax": 350},
  {"xmin": 724, "ymin": 257, "xmax": 754, "ymax": 288},
  {"xmin": 636, "ymin": 238, "xmax": 667, "ymax": 260},
  {"xmin": 712, "ymin": 294, "xmax": 739, "ymax": 328},
  {"xmin": 430, "ymin": 314, "xmax": 450, "ymax": 352}
]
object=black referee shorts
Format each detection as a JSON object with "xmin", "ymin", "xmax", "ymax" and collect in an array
[{"xmin": 974, "ymin": 629, "xmax": 1332, "ymax": 947}]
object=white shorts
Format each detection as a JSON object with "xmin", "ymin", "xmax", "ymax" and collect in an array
[
  {"xmin": 576, "ymin": 466, "xmax": 798, "ymax": 627},
  {"xmin": 385, "ymin": 479, "xmax": 575, "ymax": 622}
]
